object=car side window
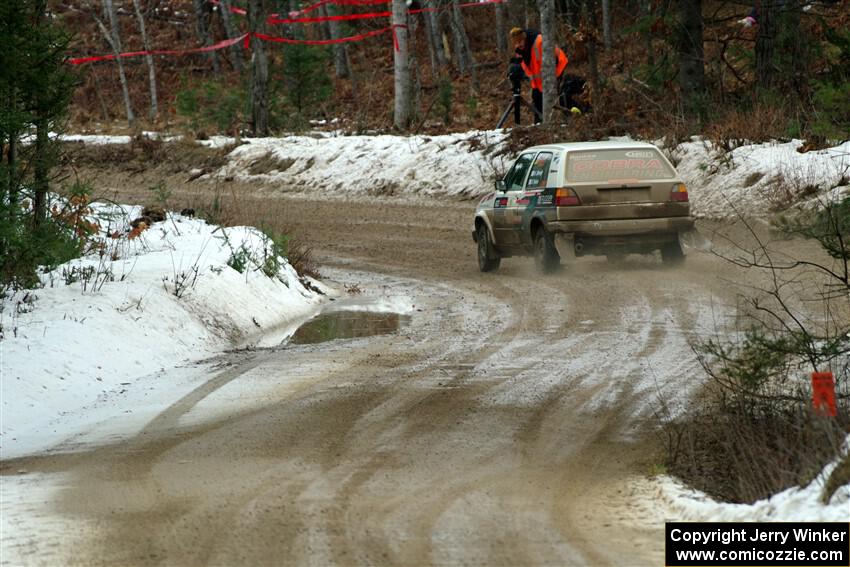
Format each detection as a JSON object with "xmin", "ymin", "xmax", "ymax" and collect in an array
[
  {"xmin": 503, "ymin": 153, "xmax": 535, "ymax": 190},
  {"xmin": 525, "ymin": 152, "xmax": 553, "ymax": 189}
]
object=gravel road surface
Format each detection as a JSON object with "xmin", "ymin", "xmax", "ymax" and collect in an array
[{"xmin": 3, "ymin": 195, "xmax": 770, "ymax": 566}]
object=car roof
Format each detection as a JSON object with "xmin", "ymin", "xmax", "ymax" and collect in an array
[{"xmin": 522, "ymin": 141, "xmax": 660, "ymax": 153}]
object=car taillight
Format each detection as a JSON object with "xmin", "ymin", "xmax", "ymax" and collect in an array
[
  {"xmin": 555, "ymin": 188, "xmax": 580, "ymax": 206},
  {"xmin": 671, "ymin": 183, "xmax": 689, "ymax": 202}
]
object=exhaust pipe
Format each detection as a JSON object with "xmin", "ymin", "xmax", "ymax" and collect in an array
[{"xmin": 574, "ymin": 241, "xmax": 584, "ymax": 254}]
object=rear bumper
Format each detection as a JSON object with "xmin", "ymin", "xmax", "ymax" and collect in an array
[{"xmin": 548, "ymin": 216, "xmax": 694, "ymax": 237}]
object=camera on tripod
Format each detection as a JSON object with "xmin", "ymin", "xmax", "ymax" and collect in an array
[
  {"xmin": 496, "ymin": 56, "xmax": 540, "ymax": 128},
  {"xmin": 507, "ymin": 56, "xmax": 525, "ymax": 94}
]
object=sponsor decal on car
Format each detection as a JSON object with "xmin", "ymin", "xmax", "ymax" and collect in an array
[
  {"xmin": 572, "ymin": 158, "xmax": 663, "ymax": 172},
  {"xmin": 625, "ymin": 150, "xmax": 655, "ymax": 159}
]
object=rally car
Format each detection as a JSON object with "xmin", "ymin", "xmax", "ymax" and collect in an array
[{"xmin": 473, "ymin": 141, "xmax": 694, "ymax": 272}]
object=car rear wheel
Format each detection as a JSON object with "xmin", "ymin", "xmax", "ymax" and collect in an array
[
  {"xmin": 661, "ymin": 240, "xmax": 685, "ymax": 265},
  {"xmin": 477, "ymin": 224, "xmax": 501, "ymax": 272},
  {"xmin": 534, "ymin": 227, "xmax": 560, "ymax": 273}
]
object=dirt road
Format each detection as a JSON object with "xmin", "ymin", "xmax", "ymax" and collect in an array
[{"xmin": 2, "ymin": 195, "xmax": 748, "ymax": 566}]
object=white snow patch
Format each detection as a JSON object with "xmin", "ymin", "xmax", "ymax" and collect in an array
[
  {"xmin": 0, "ymin": 204, "xmax": 327, "ymax": 459},
  {"xmin": 47, "ymin": 130, "xmax": 850, "ymax": 218},
  {"xmin": 198, "ymin": 135, "xmax": 239, "ymax": 149},
  {"xmin": 214, "ymin": 130, "xmax": 509, "ymax": 197},
  {"xmin": 672, "ymin": 139, "xmax": 850, "ymax": 219}
]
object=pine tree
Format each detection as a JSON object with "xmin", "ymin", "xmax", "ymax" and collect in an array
[{"xmin": 1, "ymin": 0, "xmax": 76, "ymax": 286}]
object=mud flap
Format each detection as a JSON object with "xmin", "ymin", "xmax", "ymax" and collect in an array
[
  {"xmin": 554, "ymin": 234, "xmax": 577, "ymax": 260},
  {"xmin": 679, "ymin": 227, "xmax": 712, "ymax": 253}
]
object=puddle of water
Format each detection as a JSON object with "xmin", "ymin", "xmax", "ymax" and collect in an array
[{"xmin": 288, "ymin": 311, "xmax": 410, "ymax": 345}]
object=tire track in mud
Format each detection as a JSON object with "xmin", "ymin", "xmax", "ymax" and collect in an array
[{"xmin": 1, "ymin": 196, "xmax": 743, "ymax": 566}]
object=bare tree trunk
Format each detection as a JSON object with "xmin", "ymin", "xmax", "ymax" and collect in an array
[
  {"xmin": 393, "ymin": 0, "xmax": 412, "ymax": 129},
  {"xmin": 102, "ymin": 0, "xmax": 136, "ymax": 126},
  {"xmin": 193, "ymin": 0, "xmax": 221, "ymax": 75},
  {"xmin": 327, "ymin": 4, "xmax": 351, "ymax": 78},
  {"xmin": 423, "ymin": 0, "xmax": 448, "ymax": 71},
  {"xmin": 601, "ymin": 0, "xmax": 611, "ymax": 48},
  {"xmin": 318, "ymin": 5, "xmax": 332, "ymax": 40},
  {"xmin": 289, "ymin": 0, "xmax": 305, "ymax": 39},
  {"xmin": 33, "ymin": 121, "xmax": 48, "ymax": 227},
  {"xmin": 643, "ymin": 0, "xmax": 654, "ymax": 66},
  {"xmin": 438, "ymin": 9, "xmax": 453, "ymax": 62},
  {"xmin": 249, "ymin": 0, "xmax": 269, "ymax": 135},
  {"xmin": 7, "ymin": 135, "xmax": 18, "ymax": 220},
  {"xmin": 409, "ymin": 15, "xmax": 422, "ymax": 123},
  {"xmin": 33, "ymin": 0, "xmax": 49, "ymax": 227},
  {"xmin": 495, "ymin": 3, "xmax": 507, "ymax": 53},
  {"xmin": 583, "ymin": 0, "xmax": 600, "ymax": 97},
  {"xmin": 677, "ymin": 0, "xmax": 705, "ymax": 119},
  {"xmin": 756, "ymin": 0, "xmax": 779, "ymax": 88},
  {"xmin": 423, "ymin": 9, "xmax": 438, "ymax": 71},
  {"xmin": 566, "ymin": 0, "xmax": 581, "ymax": 27},
  {"xmin": 450, "ymin": 0, "xmax": 475, "ymax": 80},
  {"xmin": 539, "ymin": 0, "xmax": 558, "ymax": 123},
  {"xmin": 220, "ymin": 0, "xmax": 244, "ymax": 72},
  {"xmin": 132, "ymin": 0, "xmax": 158, "ymax": 121}
]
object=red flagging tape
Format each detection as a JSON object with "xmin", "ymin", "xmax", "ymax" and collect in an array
[
  {"xmin": 68, "ymin": 0, "xmax": 503, "ymax": 65},
  {"xmin": 68, "ymin": 26, "xmax": 406, "ymax": 65},
  {"xmin": 68, "ymin": 34, "xmax": 247, "ymax": 65}
]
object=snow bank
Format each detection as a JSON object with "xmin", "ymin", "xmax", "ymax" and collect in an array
[
  {"xmin": 651, "ymin": 436, "xmax": 850, "ymax": 522},
  {"xmin": 212, "ymin": 134, "xmax": 849, "ymax": 216},
  {"xmin": 54, "ymin": 131, "xmax": 850, "ymax": 217},
  {"xmin": 211, "ymin": 130, "xmax": 509, "ymax": 197},
  {"xmin": 672, "ymin": 139, "xmax": 850, "ymax": 219},
  {"xmin": 0, "ymin": 204, "xmax": 327, "ymax": 458}
]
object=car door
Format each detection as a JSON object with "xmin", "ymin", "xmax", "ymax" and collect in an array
[
  {"xmin": 511, "ymin": 151, "xmax": 554, "ymax": 245},
  {"xmin": 493, "ymin": 152, "xmax": 535, "ymax": 246}
]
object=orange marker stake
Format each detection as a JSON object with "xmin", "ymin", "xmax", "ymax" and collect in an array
[{"xmin": 811, "ymin": 372, "xmax": 837, "ymax": 417}]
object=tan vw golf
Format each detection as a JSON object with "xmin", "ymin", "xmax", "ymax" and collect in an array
[{"xmin": 472, "ymin": 141, "xmax": 694, "ymax": 272}]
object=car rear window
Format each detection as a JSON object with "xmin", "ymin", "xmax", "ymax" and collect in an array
[{"xmin": 566, "ymin": 148, "xmax": 675, "ymax": 183}]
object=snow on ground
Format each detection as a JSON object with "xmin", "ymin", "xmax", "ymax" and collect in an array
[
  {"xmin": 54, "ymin": 131, "xmax": 850, "ymax": 218},
  {"xmin": 212, "ymin": 130, "xmax": 509, "ymax": 197},
  {"xmin": 0, "ymin": 203, "xmax": 329, "ymax": 459},
  {"xmin": 5, "ymin": 129, "xmax": 848, "ymax": 519},
  {"xmin": 672, "ymin": 139, "xmax": 850, "ymax": 218},
  {"xmin": 647, "ymin": 437, "xmax": 850, "ymax": 522},
  {"xmin": 206, "ymin": 134, "xmax": 850, "ymax": 217}
]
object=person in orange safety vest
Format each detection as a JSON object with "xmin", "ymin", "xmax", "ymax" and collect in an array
[{"xmin": 510, "ymin": 27, "xmax": 568, "ymax": 123}]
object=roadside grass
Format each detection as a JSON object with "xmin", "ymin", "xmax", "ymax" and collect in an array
[
  {"xmin": 661, "ymin": 197, "xmax": 850, "ymax": 505},
  {"xmin": 823, "ymin": 453, "xmax": 850, "ymax": 504},
  {"xmin": 181, "ymin": 185, "xmax": 321, "ymax": 280},
  {"xmin": 59, "ymin": 136, "xmax": 237, "ymax": 175},
  {"xmin": 662, "ymin": 390, "xmax": 849, "ymax": 504},
  {"xmin": 56, "ymin": 140, "xmax": 320, "ymax": 281}
]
